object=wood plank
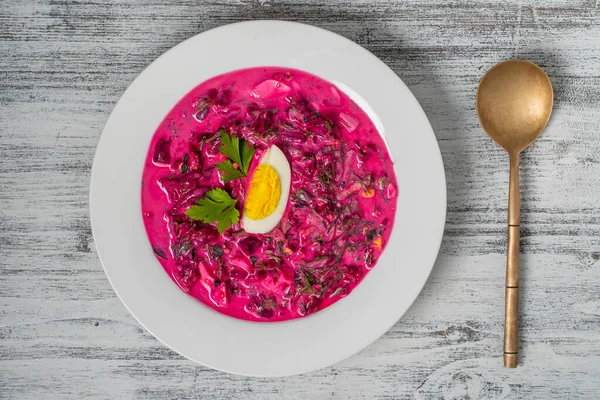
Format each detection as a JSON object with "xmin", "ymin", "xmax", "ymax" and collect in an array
[{"xmin": 1, "ymin": 0, "xmax": 599, "ymax": 398}]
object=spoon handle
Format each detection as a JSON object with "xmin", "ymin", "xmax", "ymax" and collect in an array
[{"xmin": 505, "ymin": 154, "xmax": 520, "ymax": 368}]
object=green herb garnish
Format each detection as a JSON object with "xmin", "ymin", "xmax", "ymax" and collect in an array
[
  {"xmin": 216, "ymin": 159, "xmax": 245, "ymax": 181},
  {"xmin": 329, "ymin": 286, "xmax": 344, "ymax": 298},
  {"xmin": 180, "ymin": 153, "xmax": 189, "ymax": 174},
  {"xmin": 185, "ymin": 188, "xmax": 239, "ymax": 234},
  {"xmin": 296, "ymin": 268, "xmax": 316, "ymax": 294},
  {"xmin": 216, "ymin": 129, "xmax": 254, "ymax": 182},
  {"xmin": 210, "ymin": 245, "xmax": 224, "ymax": 258}
]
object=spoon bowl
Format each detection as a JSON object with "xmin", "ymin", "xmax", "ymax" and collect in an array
[
  {"xmin": 477, "ymin": 60, "xmax": 553, "ymax": 154},
  {"xmin": 476, "ymin": 60, "xmax": 553, "ymax": 368}
]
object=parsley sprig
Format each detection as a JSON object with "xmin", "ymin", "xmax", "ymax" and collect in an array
[
  {"xmin": 216, "ymin": 129, "xmax": 255, "ymax": 182},
  {"xmin": 185, "ymin": 130, "xmax": 255, "ymax": 233},
  {"xmin": 185, "ymin": 188, "xmax": 239, "ymax": 234}
]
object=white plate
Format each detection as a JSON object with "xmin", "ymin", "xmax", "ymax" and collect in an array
[{"xmin": 90, "ymin": 20, "xmax": 446, "ymax": 377}]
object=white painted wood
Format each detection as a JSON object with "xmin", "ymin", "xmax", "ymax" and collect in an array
[{"xmin": 1, "ymin": 0, "xmax": 599, "ymax": 398}]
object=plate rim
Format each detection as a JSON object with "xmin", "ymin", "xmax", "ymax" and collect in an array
[{"xmin": 90, "ymin": 20, "xmax": 446, "ymax": 377}]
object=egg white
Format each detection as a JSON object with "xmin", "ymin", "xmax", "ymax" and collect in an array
[{"xmin": 242, "ymin": 145, "xmax": 291, "ymax": 234}]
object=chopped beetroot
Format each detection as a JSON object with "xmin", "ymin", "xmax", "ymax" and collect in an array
[
  {"xmin": 173, "ymin": 259, "xmax": 200, "ymax": 292},
  {"xmin": 209, "ymin": 283, "xmax": 229, "ymax": 306},
  {"xmin": 186, "ymin": 143, "xmax": 202, "ymax": 172},
  {"xmin": 247, "ymin": 294, "xmax": 276, "ymax": 318},
  {"xmin": 250, "ymin": 107, "xmax": 279, "ymax": 136},
  {"xmin": 152, "ymin": 245, "xmax": 168, "ymax": 260},
  {"xmin": 206, "ymin": 88, "xmax": 218, "ymax": 100},
  {"xmin": 190, "ymin": 225, "xmax": 219, "ymax": 245},
  {"xmin": 153, "ymin": 138, "xmax": 171, "ymax": 165},
  {"xmin": 229, "ymin": 268, "xmax": 249, "ymax": 280},
  {"xmin": 218, "ymin": 88, "xmax": 232, "ymax": 106},
  {"xmin": 238, "ymin": 236, "xmax": 262, "ymax": 256}
]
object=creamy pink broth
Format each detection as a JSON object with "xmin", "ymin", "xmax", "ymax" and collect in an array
[{"xmin": 142, "ymin": 67, "xmax": 398, "ymax": 322}]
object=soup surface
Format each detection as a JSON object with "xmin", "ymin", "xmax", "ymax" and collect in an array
[{"xmin": 142, "ymin": 67, "xmax": 398, "ymax": 321}]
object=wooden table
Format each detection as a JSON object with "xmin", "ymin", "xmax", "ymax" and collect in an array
[{"xmin": 2, "ymin": 1, "xmax": 599, "ymax": 398}]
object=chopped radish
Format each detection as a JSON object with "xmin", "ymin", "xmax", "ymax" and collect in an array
[
  {"xmin": 252, "ymin": 79, "xmax": 291, "ymax": 99},
  {"xmin": 323, "ymin": 86, "xmax": 342, "ymax": 106},
  {"xmin": 339, "ymin": 112, "xmax": 360, "ymax": 132}
]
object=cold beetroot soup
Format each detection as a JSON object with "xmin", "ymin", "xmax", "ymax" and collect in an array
[{"xmin": 142, "ymin": 67, "xmax": 398, "ymax": 322}]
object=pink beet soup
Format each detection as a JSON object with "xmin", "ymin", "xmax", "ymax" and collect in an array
[{"xmin": 142, "ymin": 67, "xmax": 398, "ymax": 322}]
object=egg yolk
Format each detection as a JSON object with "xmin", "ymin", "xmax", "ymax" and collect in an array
[{"xmin": 244, "ymin": 164, "xmax": 281, "ymax": 220}]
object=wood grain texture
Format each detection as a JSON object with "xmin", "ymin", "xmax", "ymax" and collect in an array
[{"xmin": 1, "ymin": 0, "xmax": 599, "ymax": 398}]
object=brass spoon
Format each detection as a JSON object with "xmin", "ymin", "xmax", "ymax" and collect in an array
[{"xmin": 476, "ymin": 60, "xmax": 553, "ymax": 368}]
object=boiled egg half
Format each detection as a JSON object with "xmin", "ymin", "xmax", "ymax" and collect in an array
[{"xmin": 242, "ymin": 145, "xmax": 291, "ymax": 234}]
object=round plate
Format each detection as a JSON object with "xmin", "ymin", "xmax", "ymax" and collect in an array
[{"xmin": 90, "ymin": 20, "xmax": 446, "ymax": 377}]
